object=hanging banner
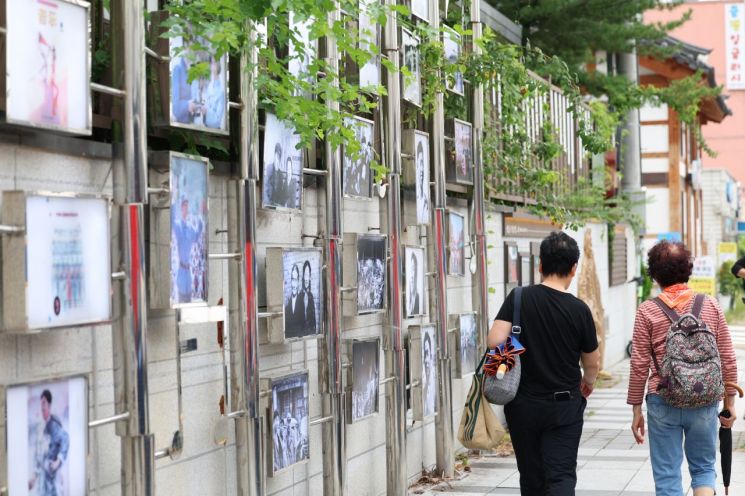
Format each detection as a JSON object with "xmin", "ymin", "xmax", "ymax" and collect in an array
[{"xmin": 725, "ymin": 3, "xmax": 745, "ymax": 90}]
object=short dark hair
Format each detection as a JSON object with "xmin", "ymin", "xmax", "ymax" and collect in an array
[
  {"xmin": 41, "ymin": 389, "xmax": 52, "ymax": 404},
  {"xmin": 539, "ymin": 231, "xmax": 580, "ymax": 277},
  {"xmin": 274, "ymin": 142, "xmax": 282, "ymax": 157},
  {"xmin": 647, "ymin": 240, "xmax": 692, "ymax": 288}
]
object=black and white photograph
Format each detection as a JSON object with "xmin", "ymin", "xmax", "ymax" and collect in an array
[
  {"xmin": 358, "ymin": 0, "xmax": 380, "ymax": 88},
  {"xmin": 169, "ymin": 24, "xmax": 228, "ymax": 133},
  {"xmin": 410, "ymin": 0, "xmax": 429, "ymax": 22},
  {"xmin": 402, "ymin": 29, "xmax": 421, "ymax": 106},
  {"xmin": 270, "ymin": 372, "xmax": 309, "ymax": 475},
  {"xmin": 350, "ymin": 339, "xmax": 380, "ymax": 422},
  {"xmin": 357, "ymin": 235, "xmax": 387, "ymax": 314},
  {"xmin": 443, "ymin": 27, "xmax": 464, "ymax": 95},
  {"xmin": 420, "ymin": 325, "xmax": 437, "ymax": 417},
  {"xmin": 343, "ymin": 116, "xmax": 375, "ymax": 199},
  {"xmin": 448, "ymin": 211, "xmax": 465, "ymax": 276},
  {"xmin": 263, "ymin": 113, "xmax": 303, "ymax": 210},
  {"xmin": 404, "ymin": 246, "xmax": 425, "ymax": 317},
  {"xmin": 454, "ymin": 119, "xmax": 473, "ymax": 184},
  {"xmin": 282, "ymin": 250, "xmax": 322, "ymax": 340},
  {"xmin": 6, "ymin": 376, "xmax": 87, "ymax": 496},
  {"xmin": 289, "ymin": 13, "xmax": 314, "ymax": 93},
  {"xmin": 414, "ymin": 131, "xmax": 431, "ymax": 225},
  {"xmin": 458, "ymin": 313, "xmax": 478, "ymax": 376}
]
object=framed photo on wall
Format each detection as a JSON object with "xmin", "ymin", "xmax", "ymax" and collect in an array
[
  {"xmin": 453, "ymin": 312, "xmax": 478, "ymax": 377},
  {"xmin": 5, "ymin": 376, "xmax": 88, "ymax": 496},
  {"xmin": 265, "ymin": 371, "xmax": 310, "ymax": 476},
  {"xmin": 401, "ymin": 29, "xmax": 421, "ymax": 107},
  {"xmin": 167, "ymin": 22, "xmax": 228, "ymax": 134},
  {"xmin": 265, "ymin": 248, "xmax": 324, "ymax": 343},
  {"xmin": 342, "ymin": 116, "xmax": 375, "ymax": 200},
  {"xmin": 346, "ymin": 338, "xmax": 380, "ymax": 423},
  {"xmin": 443, "ymin": 26, "xmax": 464, "ymax": 95},
  {"xmin": 358, "ymin": 0, "xmax": 380, "ymax": 88},
  {"xmin": 447, "ymin": 119, "xmax": 473, "ymax": 185},
  {"xmin": 289, "ymin": 12, "xmax": 316, "ymax": 93},
  {"xmin": 5, "ymin": 0, "xmax": 91, "ymax": 135},
  {"xmin": 447, "ymin": 211, "xmax": 465, "ymax": 276},
  {"xmin": 356, "ymin": 234, "xmax": 387, "ymax": 314},
  {"xmin": 262, "ymin": 113, "xmax": 303, "ymax": 211},
  {"xmin": 409, "ymin": 324, "xmax": 437, "ymax": 420},
  {"xmin": 404, "ymin": 245, "xmax": 426, "ymax": 317},
  {"xmin": 402, "ymin": 130, "xmax": 431, "ymax": 226},
  {"xmin": 410, "ymin": 0, "xmax": 429, "ymax": 22},
  {"xmin": 2, "ymin": 192, "xmax": 111, "ymax": 331}
]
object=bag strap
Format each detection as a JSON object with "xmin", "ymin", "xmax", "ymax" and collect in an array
[
  {"xmin": 511, "ymin": 287, "xmax": 523, "ymax": 337},
  {"xmin": 475, "ymin": 349, "xmax": 489, "ymax": 376},
  {"xmin": 652, "ymin": 297, "xmax": 680, "ymax": 323},
  {"xmin": 691, "ymin": 293, "xmax": 705, "ymax": 319}
]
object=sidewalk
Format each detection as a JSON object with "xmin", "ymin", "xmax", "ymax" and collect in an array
[{"xmin": 410, "ymin": 350, "xmax": 745, "ymax": 495}]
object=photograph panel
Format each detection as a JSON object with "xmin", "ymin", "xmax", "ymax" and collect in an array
[
  {"xmin": 454, "ymin": 120, "xmax": 473, "ymax": 184},
  {"xmin": 404, "ymin": 246, "xmax": 425, "ymax": 317},
  {"xmin": 170, "ymin": 155, "xmax": 209, "ymax": 306},
  {"xmin": 169, "ymin": 24, "xmax": 228, "ymax": 133},
  {"xmin": 5, "ymin": 0, "xmax": 91, "ymax": 134},
  {"xmin": 420, "ymin": 325, "xmax": 437, "ymax": 417},
  {"xmin": 270, "ymin": 373, "xmax": 309, "ymax": 474},
  {"xmin": 24, "ymin": 196, "xmax": 111, "ymax": 329},
  {"xmin": 414, "ymin": 132, "xmax": 431, "ymax": 225},
  {"xmin": 410, "ymin": 0, "xmax": 429, "ymax": 22},
  {"xmin": 342, "ymin": 117, "xmax": 375, "ymax": 199},
  {"xmin": 351, "ymin": 340, "xmax": 380, "ymax": 422},
  {"xmin": 443, "ymin": 27, "xmax": 464, "ymax": 95},
  {"xmin": 6, "ymin": 376, "xmax": 88, "ymax": 496},
  {"xmin": 447, "ymin": 212, "xmax": 465, "ymax": 277},
  {"xmin": 262, "ymin": 113, "xmax": 303, "ymax": 210},
  {"xmin": 356, "ymin": 235, "xmax": 387, "ymax": 314},
  {"xmin": 401, "ymin": 30, "xmax": 422, "ymax": 106},
  {"xmin": 358, "ymin": 0, "xmax": 380, "ymax": 88},
  {"xmin": 458, "ymin": 313, "xmax": 478, "ymax": 376},
  {"xmin": 282, "ymin": 250, "xmax": 323, "ymax": 340}
]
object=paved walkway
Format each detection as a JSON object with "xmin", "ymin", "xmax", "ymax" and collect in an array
[{"xmin": 411, "ymin": 347, "xmax": 745, "ymax": 495}]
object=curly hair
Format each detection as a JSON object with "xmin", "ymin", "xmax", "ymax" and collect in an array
[{"xmin": 647, "ymin": 240, "xmax": 693, "ymax": 288}]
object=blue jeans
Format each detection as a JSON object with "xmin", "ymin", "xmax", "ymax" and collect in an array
[{"xmin": 646, "ymin": 394, "xmax": 718, "ymax": 495}]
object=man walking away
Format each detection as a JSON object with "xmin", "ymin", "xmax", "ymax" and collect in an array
[{"xmin": 487, "ymin": 231, "xmax": 600, "ymax": 496}]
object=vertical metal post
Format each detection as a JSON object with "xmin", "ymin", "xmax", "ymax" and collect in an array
[
  {"xmin": 321, "ymin": 5, "xmax": 346, "ymax": 495},
  {"xmin": 429, "ymin": 0, "xmax": 454, "ymax": 478},
  {"xmin": 228, "ymin": 24, "xmax": 264, "ymax": 496},
  {"xmin": 470, "ymin": 0, "xmax": 489, "ymax": 350},
  {"xmin": 110, "ymin": 0, "xmax": 153, "ymax": 494},
  {"xmin": 382, "ymin": 0, "xmax": 407, "ymax": 493}
]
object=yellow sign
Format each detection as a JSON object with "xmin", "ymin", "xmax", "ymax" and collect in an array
[
  {"xmin": 689, "ymin": 276, "xmax": 716, "ymax": 296},
  {"xmin": 720, "ymin": 242, "xmax": 737, "ymax": 255}
]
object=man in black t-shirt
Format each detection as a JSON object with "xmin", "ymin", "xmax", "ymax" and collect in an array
[{"xmin": 488, "ymin": 231, "xmax": 600, "ymax": 496}]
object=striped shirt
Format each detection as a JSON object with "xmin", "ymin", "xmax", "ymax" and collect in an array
[{"xmin": 627, "ymin": 295, "xmax": 738, "ymax": 405}]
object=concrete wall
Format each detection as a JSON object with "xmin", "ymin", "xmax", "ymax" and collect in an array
[{"xmin": 701, "ymin": 168, "xmax": 738, "ymax": 258}]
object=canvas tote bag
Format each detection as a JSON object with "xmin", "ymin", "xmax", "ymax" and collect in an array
[{"xmin": 457, "ymin": 351, "xmax": 506, "ymax": 450}]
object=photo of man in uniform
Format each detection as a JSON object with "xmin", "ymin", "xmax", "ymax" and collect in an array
[{"xmin": 28, "ymin": 389, "xmax": 69, "ymax": 496}]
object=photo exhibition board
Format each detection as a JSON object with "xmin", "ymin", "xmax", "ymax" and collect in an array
[
  {"xmin": 401, "ymin": 29, "xmax": 422, "ymax": 107},
  {"xmin": 443, "ymin": 26, "xmax": 464, "ymax": 95},
  {"xmin": 409, "ymin": 324, "xmax": 437, "ymax": 420},
  {"xmin": 453, "ymin": 119, "xmax": 473, "ymax": 184},
  {"xmin": 288, "ymin": 12, "xmax": 315, "ymax": 92},
  {"xmin": 401, "ymin": 130, "xmax": 431, "ymax": 226},
  {"xmin": 21, "ymin": 194, "xmax": 111, "ymax": 330},
  {"xmin": 169, "ymin": 22, "xmax": 228, "ymax": 134},
  {"xmin": 262, "ymin": 113, "xmax": 303, "ymax": 211},
  {"xmin": 169, "ymin": 153, "xmax": 209, "ymax": 307},
  {"xmin": 410, "ymin": 0, "xmax": 429, "ymax": 22},
  {"xmin": 5, "ymin": 0, "xmax": 91, "ymax": 135},
  {"xmin": 448, "ymin": 211, "xmax": 465, "ymax": 277},
  {"xmin": 268, "ymin": 371, "xmax": 310, "ymax": 476},
  {"xmin": 6, "ymin": 376, "xmax": 88, "ymax": 496},
  {"xmin": 358, "ymin": 0, "xmax": 380, "ymax": 88},
  {"xmin": 404, "ymin": 246, "xmax": 426, "ymax": 318},
  {"xmin": 348, "ymin": 338, "xmax": 380, "ymax": 422},
  {"xmin": 342, "ymin": 116, "xmax": 375, "ymax": 200},
  {"xmin": 458, "ymin": 313, "xmax": 478, "ymax": 377},
  {"xmin": 356, "ymin": 235, "xmax": 387, "ymax": 314}
]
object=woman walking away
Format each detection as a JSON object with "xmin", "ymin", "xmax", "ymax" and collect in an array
[{"xmin": 628, "ymin": 240, "xmax": 738, "ymax": 496}]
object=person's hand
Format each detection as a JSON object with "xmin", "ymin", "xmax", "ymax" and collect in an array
[
  {"xmin": 49, "ymin": 458, "xmax": 61, "ymax": 472},
  {"xmin": 580, "ymin": 378, "xmax": 594, "ymax": 398},
  {"xmin": 631, "ymin": 405, "xmax": 645, "ymax": 444},
  {"xmin": 720, "ymin": 405, "xmax": 737, "ymax": 429}
]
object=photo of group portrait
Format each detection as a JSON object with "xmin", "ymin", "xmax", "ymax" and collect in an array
[
  {"xmin": 263, "ymin": 113, "xmax": 303, "ymax": 210},
  {"xmin": 350, "ymin": 339, "xmax": 380, "ymax": 422},
  {"xmin": 169, "ymin": 24, "xmax": 228, "ymax": 133},
  {"xmin": 448, "ymin": 211, "xmax": 465, "ymax": 276},
  {"xmin": 170, "ymin": 154, "xmax": 209, "ymax": 306},
  {"xmin": 282, "ymin": 250, "xmax": 323, "ymax": 340},
  {"xmin": 5, "ymin": 0, "xmax": 91, "ymax": 134},
  {"xmin": 6, "ymin": 376, "xmax": 87, "ymax": 496},
  {"xmin": 402, "ymin": 29, "xmax": 422, "ymax": 106},
  {"xmin": 452, "ymin": 119, "xmax": 473, "ymax": 184},
  {"xmin": 270, "ymin": 372, "xmax": 309, "ymax": 474},
  {"xmin": 405, "ymin": 246, "xmax": 425, "ymax": 317},
  {"xmin": 357, "ymin": 235, "xmax": 387, "ymax": 314},
  {"xmin": 343, "ymin": 117, "xmax": 375, "ymax": 199}
]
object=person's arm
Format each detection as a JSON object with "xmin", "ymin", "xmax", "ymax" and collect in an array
[
  {"xmin": 580, "ymin": 349, "xmax": 600, "ymax": 397},
  {"xmin": 731, "ymin": 256, "xmax": 745, "ymax": 278},
  {"xmin": 714, "ymin": 299, "xmax": 738, "ymax": 427},
  {"xmin": 486, "ymin": 289, "xmax": 515, "ymax": 349},
  {"xmin": 628, "ymin": 307, "xmax": 652, "ymax": 444}
]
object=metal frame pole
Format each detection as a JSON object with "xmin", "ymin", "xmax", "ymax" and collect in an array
[
  {"xmin": 321, "ymin": 5, "xmax": 346, "ymax": 495},
  {"xmin": 382, "ymin": 0, "xmax": 407, "ymax": 493},
  {"xmin": 429, "ymin": 0, "xmax": 455, "ymax": 477},
  {"xmin": 228, "ymin": 24, "xmax": 264, "ymax": 496},
  {"xmin": 470, "ymin": 0, "xmax": 489, "ymax": 351},
  {"xmin": 110, "ymin": 0, "xmax": 153, "ymax": 493}
]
